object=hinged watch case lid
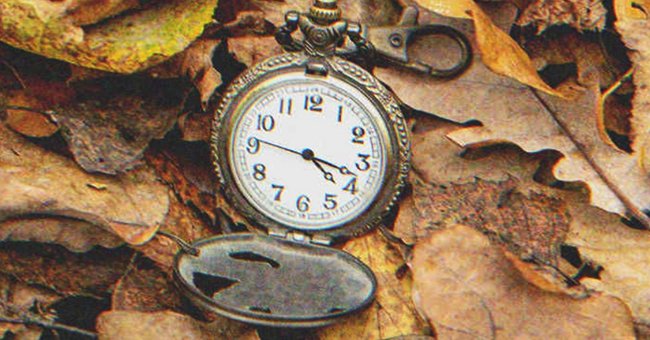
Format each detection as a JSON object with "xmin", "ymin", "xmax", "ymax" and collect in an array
[{"xmin": 174, "ymin": 0, "xmax": 413, "ymax": 329}]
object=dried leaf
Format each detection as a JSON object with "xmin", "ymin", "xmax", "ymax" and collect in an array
[
  {"xmin": 176, "ymin": 39, "xmax": 223, "ymax": 108},
  {"xmin": 0, "ymin": 274, "xmax": 59, "ymax": 339},
  {"xmin": 411, "ymin": 225, "xmax": 635, "ymax": 338},
  {"xmin": 5, "ymin": 91, "xmax": 58, "ymax": 138},
  {"xmin": 317, "ymin": 232, "xmax": 429, "ymax": 339},
  {"xmin": 97, "ymin": 310, "xmax": 259, "ymax": 340},
  {"xmin": 377, "ymin": 10, "xmax": 650, "ymax": 226},
  {"xmin": 415, "ymin": 1, "xmax": 562, "ymax": 96},
  {"xmin": 112, "ymin": 258, "xmax": 182, "ymax": 312},
  {"xmin": 0, "ymin": 0, "xmax": 218, "ymax": 73},
  {"xmin": 615, "ymin": 1, "xmax": 650, "ymax": 178},
  {"xmin": 0, "ymin": 123, "xmax": 169, "ymax": 245},
  {"xmin": 517, "ymin": 0, "xmax": 607, "ymax": 32},
  {"xmin": 0, "ymin": 217, "xmax": 122, "ymax": 253},
  {"xmin": 395, "ymin": 120, "xmax": 571, "ymax": 265},
  {"xmin": 0, "ymin": 243, "xmax": 132, "ymax": 297},
  {"xmin": 565, "ymin": 200, "xmax": 650, "ymax": 325},
  {"xmin": 53, "ymin": 77, "xmax": 187, "ymax": 175}
]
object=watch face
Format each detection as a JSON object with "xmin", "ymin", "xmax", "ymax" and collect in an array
[{"xmin": 227, "ymin": 72, "xmax": 389, "ymax": 230}]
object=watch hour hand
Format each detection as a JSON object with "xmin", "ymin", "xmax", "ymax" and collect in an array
[
  {"xmin": 313, "ymin": 157, "xmax": 357, "ymax": 177},
  {"xmin": 312, "ymin": 159, "xmax": 336, "ymax": 184}
]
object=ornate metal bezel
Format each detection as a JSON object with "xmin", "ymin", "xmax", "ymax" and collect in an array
[{"xmin": 211, "ymin": 52, "xmax": 411, "ymax": 241}]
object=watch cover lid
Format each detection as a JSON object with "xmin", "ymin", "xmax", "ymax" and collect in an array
[{"xmin": 173, "ymin": 233, "xmax": 376, "ymax": 328}]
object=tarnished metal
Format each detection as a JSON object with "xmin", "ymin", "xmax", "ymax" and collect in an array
[
  {"xmin": 276, "ymin": 2, "xmax": 472, "ymax": 78},
  {"xmin": 174, "ymin": 234, "xmax": 376, "ymax": 327}
]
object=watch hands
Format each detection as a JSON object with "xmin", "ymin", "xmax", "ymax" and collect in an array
[{"xmin": 255, "ymin": 138, "xmax": 357, "ymax": 179}]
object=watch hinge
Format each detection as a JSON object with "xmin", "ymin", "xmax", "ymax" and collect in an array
[
  {"xmin": 267, "ymin": 229, "xmax": 332, "ymax": 246},
  {"xmin": 305, "ymin": 61, "xmax": 329, "ymax": 76}
]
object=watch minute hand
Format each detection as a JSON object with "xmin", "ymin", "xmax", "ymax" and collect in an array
[{"xmin": 257, "ymin": 139, "xmax": 303, "ymax": 156}]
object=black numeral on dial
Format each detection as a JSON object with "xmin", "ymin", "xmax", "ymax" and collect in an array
[
  {"xmin": 253, "ymin": 164, "xmax": 266, "ymax": 181},
  {"xmin": 271, "ymin": 184, "xmax": 284, "ymax": 201},
  {"xmin": 279, "ymin": 98, "xmax": 293, "ymax": 115},
  {"xmin": 343, "ymin": 178, "xmax": 358, "ymax": 195},
  {"xmin": 257, "ymin": 115, "xmax": 275, "ymax": 132},
  {"xmin": 297, "ymin": 195, "xmax": 311, "ymax": 212},
  {"xmin": 246, "ymin": 137, "xmax": 260, "ymax": 154},
  {"xmin": 304, "ymin": 95, "xmax": 323, "ymax": 112},
  {"xmin": 352, "ymin": 126, "xmax": 365, "ymax": 144},
  {"xmin": 356, "ymin": 154, "xmax": 370, "ymax": 171},
  {"xmin": 324, "ymin": 194, "xmax": 338, "ymax": 210}
]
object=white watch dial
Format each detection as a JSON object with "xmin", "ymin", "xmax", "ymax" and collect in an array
[{"xmin": 229, "ymin": 75, "xmax": 388, "ymax": 230}]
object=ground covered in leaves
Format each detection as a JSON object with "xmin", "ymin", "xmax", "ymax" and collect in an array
[{"xmin": 1, "ymin": 0, "xmax": 649, "ymax": 339}]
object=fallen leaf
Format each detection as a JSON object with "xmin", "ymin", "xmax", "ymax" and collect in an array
[
  {"xmin": 411, "ymin": 224, "xmax": 635, "ymax": 338},
  {"xmin": 5, "ymin": 91, "xmax": 58, "ymax": 138},
  {"xmin": 395, "ymin": 121, "xmax": 570, "ymax": 266},
  {"xmin": 317, "ymin": 232, "xmax": 430, "ymax": 339},
  {"xmin": 0, "ymin": 123, "xmax": 169, "ymax": 245},
  {"xmin": 177, "ymin": 112, "xmax": 213, "ymax": 142},
  {"xmin": 377, "ymin": 9, "xmax": 650, "ymax": 226},
  {"xmin": 0, "ymin": 216, "xmax": 123, "ymax": 253},
  {"xmin": 415, "ymin": 1, "xmax": 562, "ymax": 96},
  {"xmin": 53, "ymin": 77, "xmax": 187, "ymax": 175},
  {"xmin": 176, "ymin": 39, "xmax": 223, "ymax": 109},
  {"xmin": 615, "ymin": 1, "xmax": 650, "ymax": 178},
  {"xmin": 112, "ymin": 258, "xmax": 182, "ymax": 313},
  {"xmin": 565, "ymin": 198, "xmax": 650, "ymax": 325},
  {"xmin": 0, "ymin": 0, "xmax": 218, "ymax": 73},
  {"xmin": 0, "ymin": 243, "xmax": 132, "ymax": 297},
  {"xmin": 517, "ymin": 0, "xmax": 607, "ymax": 32},
  {"xmin": 97, "ymin": 310, "xmax": 259, "ymax": 340}
]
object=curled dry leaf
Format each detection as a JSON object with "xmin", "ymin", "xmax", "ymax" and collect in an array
[
  {"xmin": 97, "ymin": 310, "xmax": 259, "ymax": 340},
  {"xmin": 317, "ymin": 232, "xmax": 429, "ymax": 339},
  {"xmin": 517, "ymin": 0, "xmax": 607, "ymax": 33},
  {"xmin": 411, "ymin": 225, "xmax": 635, "ymax": 339},
  {"xmin": 377, "ymin": 4, "xmax": 650, "ymax": 227},
  {"xmin": 0, "ymin": 0, "xmax": 218, "ymax": 73},
  {"xmin": 415, "ymin": 0, "xmax": 562, "ymax": 96},
  {"xmin": 0, "ymin": 217, "xmax": 123, "ymax": 253},
  {"xmin": 0, "ymin": 123, "xmax": 169, "ymax": 245},
  {"xmin": 615, "ymin": 0, "xmax": 650, "ymax": 177}
]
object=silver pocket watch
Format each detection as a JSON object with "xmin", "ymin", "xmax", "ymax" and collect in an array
[{"xmin": 173, "ymin": 0, "xmax": 471, "ymax": 328}]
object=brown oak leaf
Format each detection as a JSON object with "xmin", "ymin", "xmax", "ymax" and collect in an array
[
  {"xmin": 411, "ymin": 224, "xmax": 635, "ymax": 338},
  {"xmin": 0, "ymin": 123, "xmax": 169, "ymax": 245},
  {"xmin": 377, "ymin": 5, "xmax": 650, "ymax": 227},
  {"xmin": 517, "ymin": 0, "xmax": 607, "ymax": 32}
]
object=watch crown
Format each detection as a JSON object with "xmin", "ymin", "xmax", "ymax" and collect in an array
[{"xmin": 310, "ymin": 0, "xmax": 342, "ymax": 23}]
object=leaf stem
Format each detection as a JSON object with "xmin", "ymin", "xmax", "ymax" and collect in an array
[
  {"xmin": 531, "ymin": 89, "xmax": 650, "ymax": 229},
  {"xmin": 0, "ymin": 315, "xmax": 98, "ymax": 338}
]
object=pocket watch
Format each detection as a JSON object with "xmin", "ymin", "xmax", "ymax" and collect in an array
[{"xmin": 173, "ymin": 0, "xmax": 471, "ymax": 328}]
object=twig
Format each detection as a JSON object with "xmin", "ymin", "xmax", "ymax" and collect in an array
[
  {"xmin": 0, "ymin": 59, "xmax": 26, "ymax": 89},
  {"xmin": 0, "ymin": 315, "xmax": 97, "ymax": 338}
]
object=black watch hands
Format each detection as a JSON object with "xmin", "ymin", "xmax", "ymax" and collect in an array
[{"xmin": 255, "ymin": 138, "xmax": 357, "ymax": 183}]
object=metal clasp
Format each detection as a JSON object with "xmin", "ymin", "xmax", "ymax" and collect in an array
[{"xmin": 340, "ymin": 5, "xmax": 472, "ymax": 79}]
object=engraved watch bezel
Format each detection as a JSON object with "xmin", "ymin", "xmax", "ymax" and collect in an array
[{"xmin": 212, "ymin": 52, "xmax": 410, "ymax": 241}]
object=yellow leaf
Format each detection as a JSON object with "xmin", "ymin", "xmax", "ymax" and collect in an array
[
  {"xmin": 0, "ymin": 0, "xmax": 218, "ymax": 73},
  {"xmin": 615, "ymin": 0, "xmax": 650, "ymax": 20},
  {"xmin": 416, "ymin": 0, "xmax": 563, "ymax": 97}
]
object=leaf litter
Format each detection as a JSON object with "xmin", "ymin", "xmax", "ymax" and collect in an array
[{"xmin": 1, "ymin": 0, "xmax": 650, "ymax": 338}]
